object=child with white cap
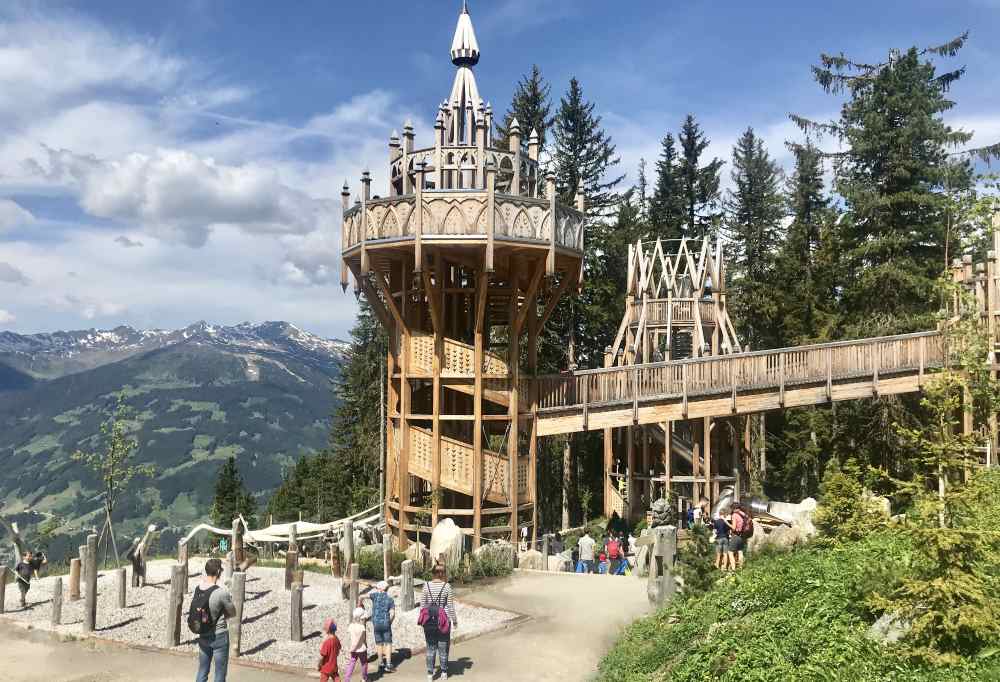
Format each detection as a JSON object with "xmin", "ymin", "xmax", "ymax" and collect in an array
[
  {"xmin": 344, "ymin": 606, "xmax": 369, "ymax": 681},
  {"xmin": 366, "ymin": 580, "xmax": 396, "ymax": 674}
]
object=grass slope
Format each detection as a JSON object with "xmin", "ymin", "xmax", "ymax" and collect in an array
[{"xmin": 598, "ymin": 532, "xmax": 1000, "ymax": 681}]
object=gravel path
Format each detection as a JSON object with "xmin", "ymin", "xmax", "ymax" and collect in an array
[{"xmin": 1, "ymin": 559, "xmax": 518, "ymax": 670}]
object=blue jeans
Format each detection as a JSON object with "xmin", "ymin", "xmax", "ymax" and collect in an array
[
  {"xmin": 196, "ymin": 630, "xmax": 230, "ymax": 682},
  {"xmin": 425, "ymin": 635, "xmax": 450, "ymax": 675}
]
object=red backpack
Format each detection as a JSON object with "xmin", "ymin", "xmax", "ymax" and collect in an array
[
  {"xmin": 735, "ymin": 510, "xmax": 754, "ymax": 539},
  {"xmin": 607, "ymin": 540, "xmax": 620, "ymax": 559}
]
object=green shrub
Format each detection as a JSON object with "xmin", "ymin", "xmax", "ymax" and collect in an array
[
  {"xmin": 597, "ymin": 530, "xmax": 1000, "ymax": 681},
  {"xmin": 674, "ymin": 523, "xmax": 717, "ymax": 597},
  {"xmin": 814, "ymin": 458, "xmax": 883, "ymax": 543},
  {"xmin": 357, "ymin": 549, "xmax": 406, "ymax": 580}
]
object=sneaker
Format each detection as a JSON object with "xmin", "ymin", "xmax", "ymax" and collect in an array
[{"xmin": 427, "ymin": 675, "xmax": 434, "ymax": 682}]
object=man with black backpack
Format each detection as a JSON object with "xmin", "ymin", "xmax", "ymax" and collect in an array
[{"xmin": 189, "ymin": 558, "xmax": 236, "ymax": 682}]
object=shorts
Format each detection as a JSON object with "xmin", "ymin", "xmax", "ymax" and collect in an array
[
  {"xmin": 715, "ymin": 537, "xmax": 730, "ymax": 554},
  {"xmin": 729, "ymin": 535, "xmax": 746, "ymax": 553},
  {"xmin": 373, "ymin": 623, "xmax": 393, "ymax": 644}
]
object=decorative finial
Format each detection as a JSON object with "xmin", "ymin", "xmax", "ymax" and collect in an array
[
  {"xmin": 341, "ymin": 180, "xmax": 350, "ymax": 194},
  {"xmin": 510, "ymin": 117, "xmax": 521, "ymax": 134},
  {"xmin": 462, "ymin": 0, "xmax": 469, "ymax": 14},
  {"xmin": 529, "ymin": 128, "xmax": 540, "ymax": 143},
  {"xmin": 403, "ymin": 118, "xmax": 414, "ymax": 132},
  {"xmin": 451, "ymin": 0, "xmax": 480, "ymax": 66}
]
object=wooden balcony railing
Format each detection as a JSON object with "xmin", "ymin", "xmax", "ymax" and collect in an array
[{"xmin": 535, "ymin": 331, "xmax": 945, "ymax": 413}]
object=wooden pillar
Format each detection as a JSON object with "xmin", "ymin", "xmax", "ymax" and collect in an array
[
  {"xmin": 759, "ymin": 415, "xmax": 767, "ymax": 480},
  {"xmin": 626, "ymin": 426, "xmax": 636, "ymax": 521},
  {"xmin": 178, "ymin": 540, "xmax": 189, "ymax": 594},
  {"xmin": 541, "ymin": 534, "xmax": 550, "ymax": 571},
  {"xmin": 509, "ymin": 290, "xmax": 521, "ymax": 546},
  {"xmin": 383, "ymin": 537, "xmax": 392, "ymax": 581},
  {"xmin": 664, "ymin": 422, "xmax": 672, "ymax": 500},
  {"xmin": 692, "ymin": 437, "xmax": 701, "ymax": 504},
  {"xmin": 642, "ymin": 428, "xmax": 650, "ymax": 512},
  {"xmin": 602, "ymin": 429, "xmax": 612, "ymax": 520},
  {"xmin": 472, "ymin": 270, "xmax": 486, "ymax": 548},
  {"xmin": 284, "ymin": 551, "xmax": 298, "ymax": 591},
  {"xmin": 431, "ymin": 253, "xmax": 443, "ymax": 526},
  {"xmin": 289, "ymin": 522, "xmax": 298, "ymax": 554},
  {"xmin": 344, "ymin": 519, "xmax": 355, "ymax": 567},
  {"xmin": 79, "ymin": 544, "xmax": 88, "ymax": 587},
  {"xmin": 232, "ymin": 517, "xmax": 245, "ymax": 565},
  {"xmin": 83, "ymin": 533, "xmax": 97, "ymax": 633},
  {"xmin": 164, "ymin": 564, "xmax": 184, "ymax": 647},
  {"xmin": 0, "ymin": 567, "xmax": 5, "ymax": 614},
  {"xmin": 290, "ymin": 582, "xmax": 303, "ymax": 642},
  {"xmin": 400, "ymin": 559, "xmax": 415, "ymax": 611},
  {"xmin": 230, "ymin": 572, "xmax": 246, "ymax": 657},
  {"xmin": 69, "ymin": 558, "xmax": 81, "ymax": 601},
  {"xmin": 704, "ymin": 417, "xmax": 713, "ymax": 507},
  {"xmin": 116, "ymin": 567, "xmax": 126, "ymax": 609},
  {"xmin": 349, "ymin": 563, "xmax": 360, "ymax": 607},
  {"xmin": 51, "ymin": 577, "xmax": 63, "ymax": 626},
  {"xmin": 528, "ymin": 304, "xmax": 539, "ymax": 545},
  {"xmin": 398, "ymin": 263, "xmax": 413, "ymax": 549}
]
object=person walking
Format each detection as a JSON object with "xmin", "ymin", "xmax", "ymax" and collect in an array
[
  {"xmin": 711, "ymin": 513, "xmax": 733, "ymax": 571},
  {"xmin": 605, "ymin": 535, "xmax": 622, "ymax": 576},
  {"xmin": 317, "ymin": 618, "xmax": 342, "ymax": 682},
  {"xmin": 420, "ymin": 564, "xmax": 457, "ymax": 681},
  {"xmin": 730, "ymin": 503, "xmax": 752, "ymax": 569},
  {"xmin": 193, "ymin": 558, "xmax": 236, "ymax": 682},
  {"xmin": 366, "ymin": 580, "xmax": 396, "ymax": 674},
  {"xmin": 14, "ymin": 550, "xmax": 47, "ymax": 608},
  {"xmin": 344, "ymin": 607, "xmax": 369, "ymax": 681},
  {"xmin": 576, "ymin": 532, "xmax": 596, "ymax": 573}
]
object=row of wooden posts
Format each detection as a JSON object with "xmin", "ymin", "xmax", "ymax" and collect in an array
[{"xmin": 1, "ymin": 519, "xmax": 421, "ymax": 651}]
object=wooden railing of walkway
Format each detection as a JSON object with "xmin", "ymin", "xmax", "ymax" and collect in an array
[{"xmin": 534, "ymin": 331, "xmax": 946, "ymax": 436}]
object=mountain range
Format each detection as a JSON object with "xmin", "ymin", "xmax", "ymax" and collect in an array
[{"xmin": 0, "ymin": 320, "xmax": 349, "ymax": 554}]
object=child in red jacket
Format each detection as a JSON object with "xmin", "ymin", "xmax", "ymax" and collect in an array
[{"xmin": 318, "ymin": 618, "xmax": 342, "ymax": 682}]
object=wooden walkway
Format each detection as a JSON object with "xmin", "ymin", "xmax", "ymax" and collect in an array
[{"xmin": 534, "ymin": 331, "xmax": 945, "ymax": 436}]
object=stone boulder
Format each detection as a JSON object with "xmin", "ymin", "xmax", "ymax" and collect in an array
[
  {"xmin": 404, "ymin": 541, "xmax": 431, "ymax": 569},
  {"xmin": 868, "ymin": 613, "xmax": 911, "ymax": 645},
  {"xmin": 863, "ymin": 491, "xmax": 892, "ymax": 518},
  {"xmin": 429, "ymin": 518, "xmax": 464, "ymax": 567},
  {"xmin": 547, "ymin": 552, "xmax": 572, "ymax": 572},
  {"xmin": 518, "ymin": 549, "xmax": 544, "ymax": 570}
]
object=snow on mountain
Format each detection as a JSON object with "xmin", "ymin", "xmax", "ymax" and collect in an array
[{"xmin": 0, "ymin": 321, "xmax": 350, "ymax": 380}]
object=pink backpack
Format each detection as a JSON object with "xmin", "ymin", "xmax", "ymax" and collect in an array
[{"xmin": 417, "ymin": 587, "xmax": 451, "ymax": 636}]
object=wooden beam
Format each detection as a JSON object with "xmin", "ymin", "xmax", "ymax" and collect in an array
[
  {"xmin": 538, "ymin": 273, "xmax": 574, "ymax": 330},
  {"xmin": 513, "ymin": 261, "xmax": 545, "ymax": 336},
  {"xmin": 372, "ymin": 271, "xmax": 405, "ymax": 328}
]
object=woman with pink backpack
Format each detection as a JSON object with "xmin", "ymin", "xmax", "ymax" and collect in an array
[{"xmin": 419, "ymin": 564, "xmax": 458, "ymax": 681}]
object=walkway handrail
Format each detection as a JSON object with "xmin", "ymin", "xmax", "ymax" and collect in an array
[{"xmin": 535, "ymin": 330, "xmax": 944, "ymax": 412}]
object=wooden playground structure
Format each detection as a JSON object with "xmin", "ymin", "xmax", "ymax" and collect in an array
[{"xmin": 339, "ymin": 4, "xmax": 999, "ymax": 549}]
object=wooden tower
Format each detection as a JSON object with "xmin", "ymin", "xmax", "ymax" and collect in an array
[
  {"xmin": 602, "ymin": 236, "xmax": 749, "ymax": 520},
  {"xmin": 340, "ymin": 4, "xmax": 585, "ymax": 548}
]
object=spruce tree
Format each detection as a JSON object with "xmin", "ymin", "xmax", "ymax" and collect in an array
[
  {"xmin": 677, "ymin": 114, "xmax": 723, "ymax": 240},
  {"xmin": 496, "ymin": 64, "xmax": 555, "ymax": 152},
  {"xmin": 210, "ymin": 456, "xmax": 257, "ymax": 527},
  {"xmin": 552, "ymin": 77, "xmax": 624, "ymax": 217},
  {"xmin": 650, "ymin": 133, "xmax": 685, "ymax": 240},
  {"xmin": 724, "ymin": 127, "xmax": 784, "ymax": 350},
  {"xmin": 792, "ymin": 36, "xmax": 983, "ymax": 335}
]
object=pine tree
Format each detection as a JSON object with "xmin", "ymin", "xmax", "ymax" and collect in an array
[
  {"xmin": 650, "ymin": 133, "xmax": 685, "ymax": 240},
  {"xmin": 792, "ymin": 36, "xmax": 982, "ymax": 335},
  {"xmin": 552, "ymin": 77, "xmax": 624, "ymax": 217},
  {"xmin": 724, "ymin": 127, "xmax": 784, "ymax": 350},
  {"xmin": 496, "ymin": 64, "xmax": 555, "ymax": 151},
  {"xmin": 776, "ymin": 141, "xmax": 840, "ymax": 345},
  {"xmin": 677, "ymin": 114, "xmax": 723, "ymax": 240},
  {"xmin": 210, "ymin": 456, "xmax": 257, "ymax": 528}
]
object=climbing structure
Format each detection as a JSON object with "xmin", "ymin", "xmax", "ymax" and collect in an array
[
  {"xmin": 340, "ymin": 3, "xmax": 585, "ymax": 548},
  {"xmin": 599, "ymin": 237, "xmax": 749, "ymax": 519}
]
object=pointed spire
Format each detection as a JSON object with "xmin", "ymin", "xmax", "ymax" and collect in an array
[
  {"xmin": 528, "ymin": 128, "xmax": 540, "ymax": 144},
  {"xmin": 451, "ymin": 0, "xmax": 480, "ymax": 66},
  {"xmin": 509, "ymin": 117, "xmax": 521, "ymax": 134}
]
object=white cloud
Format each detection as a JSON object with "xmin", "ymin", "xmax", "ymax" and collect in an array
[
  {"xmin": 0, "ymin": 261, "xmax": 30, "ymax": 285},
  {"xmin": 0, "ymin": 309, "xmax": 14, "ymax": 324},
  {"xmin": 35, "ymin": 147, "xmax": 339, "ymax": 247},
  {"xmin": 0, "ymin": 198, "xmax": 34, "ymax": 232}
]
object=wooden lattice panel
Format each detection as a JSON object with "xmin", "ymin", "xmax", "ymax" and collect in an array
[{"xmin": 517, "ymin": 457, "xmax": 529, "ymax": 499}]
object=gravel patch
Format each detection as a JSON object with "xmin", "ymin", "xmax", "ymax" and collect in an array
[{"xmin": 1, "ymin": 560, "xmax": 519, "ymax": 669}]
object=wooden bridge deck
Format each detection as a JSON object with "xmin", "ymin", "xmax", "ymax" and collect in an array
[{"xmin": 534, "ymin": 331, "xmax": 945, "ymax": 436}]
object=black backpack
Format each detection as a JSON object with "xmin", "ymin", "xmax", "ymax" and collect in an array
[{"xmin": 187, "ymin": 585, "xmax": 219, "ymax": 635}]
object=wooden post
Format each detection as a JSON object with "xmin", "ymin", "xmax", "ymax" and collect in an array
[
  {"xmin": 164, "ymin": 564, "xmax": 184, "ymax": 647},
  {"xmin": 83, "ymin": 533, "xmax": 98, "ymax": 633},
  {"xmin": 0, "ymin": 567, "xmax": 6, "ymax": 613},
  {"xmin": 704, "ymin": 417, "xmax": 714, "ymax": 506},
  {"xmin": 400, "ymin": 560, "xmax": 415, "ymax": 611},
  {"xmin": 230, "ymin": 572, "xmax": 246, "ymax": 657},
  {"xmin": 289, "ymin": 523, "xmax": 298, "ymax": 554},
  {"xmin": 79, "ymin": 544, "xmax": 88, "ymax": 587},
  {"xmin": 284, "ymin": 551, "xmax": 298, "ymax": 591},
  {"xmin": 178, "ymin": 540, "xmax": 189, "ymax": 594},
  {"xmin": 290, "ymin": 582, "xmax": 303, "ymax": 642},
  {"xmin": 626, "ymin": 426, "xmax": 635, "ymax": 521},
  {"xmin": 116, "ymin": 567, "xmax": 126, "ymax": 609},
  {"xmin": 222, "ymin": 551, "xmax": 234, "ymax": 586},
  {"xmin": 293, "ymin": 569, "xmax": 305, "ymax": 586},
  {"xmin": 69, "ymin": 558, "xmax": 81, "ymax": 601},
  {"xmin": 51, "ymin": 577, "xmax": 63, "ymax": 626},
  {"xmin": 349, "ymin": 563, "xmax": 360, "ymax": 607},
  {"xmin": 343, "ymin": 519, "xmax": 355, "ymax": 568},
  {"xmin": 383, "ymin": 539, "xmax": 392, "ymax": 581},
  {"xmin": 664, "ymin": 422, "xmax": 672, "ymax": 499},
  {"xmin": 232, "ymin": 517, "xmax": 245, "ymax": 565},
  {"xmin": 541, "ymin": 534, "xmax": 550, "ymax": 571}
]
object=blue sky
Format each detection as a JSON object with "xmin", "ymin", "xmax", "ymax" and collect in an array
[{"xmin": 1, "ymin": 0, "xmax": 998, "ymax": 338}]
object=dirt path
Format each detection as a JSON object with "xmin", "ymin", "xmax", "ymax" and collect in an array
[{"xmin": 0, "ymin": 570, "xmax": 649, "ymax": 682}]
